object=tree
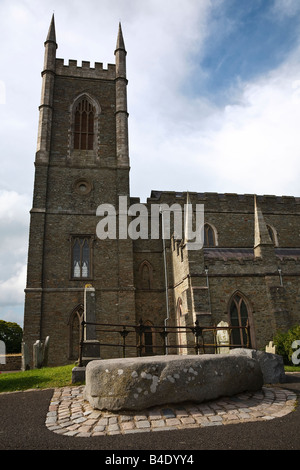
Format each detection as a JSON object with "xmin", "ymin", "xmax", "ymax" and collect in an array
[{"xmin": 0, "ymin": 320, "xmax": 23, "ymax": 354}]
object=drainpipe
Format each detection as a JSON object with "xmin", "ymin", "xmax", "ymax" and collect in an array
[
  {"xmin": 278, "ymin": 268, "xmax": 283, "ymax": 287},
  {"xmin": 160, "ymin": 207, "xmax": 170, "ymax": 354},
  {"xmin": 205, "ymin": 266, "xmax": 212, "ymax": 313}
]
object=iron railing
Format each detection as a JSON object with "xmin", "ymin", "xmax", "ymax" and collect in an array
[{"xmin": 78, "ymin": 319, "xmax": 251, "ymax": 367}]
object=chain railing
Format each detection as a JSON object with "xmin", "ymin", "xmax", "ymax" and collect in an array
[{"xmin": 78, "ymin": 319, "xmax": 251, "ymax": 366}]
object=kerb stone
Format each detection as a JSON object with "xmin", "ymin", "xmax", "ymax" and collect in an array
[{"xmin": 84, "ymin": 354, "xmax": 263, "ymax": 411}]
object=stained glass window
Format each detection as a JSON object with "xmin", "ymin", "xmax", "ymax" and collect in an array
[
  {"xmin": 229, "ymin": 294, "xmax": 251, "ymax": 347},
  {"xmin": 204, "ymin": 224, "xmax": 216, "ymax": 247},
  {"xmin": 74, "ymin": 99, "xmax": 95, "ymax": 150},
  {"xmin": 72, "ymin": 237, "xmax": 92, "ymax": 279}
]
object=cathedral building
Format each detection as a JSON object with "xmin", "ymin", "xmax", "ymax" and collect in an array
[{"xmin": 23, "ymin": 16, "xmax": 300, "ymax": 366}]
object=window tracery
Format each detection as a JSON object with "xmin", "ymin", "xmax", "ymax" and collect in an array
[
  {"xmin": 74, "ymin": 99, "xmax": 95, "ymax": 150},
  {"xmin": 71, "ymin": 236, "xmax": 93, "ymax": 279}
]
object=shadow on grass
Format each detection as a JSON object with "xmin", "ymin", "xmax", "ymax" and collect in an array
[
  {"xmin": 0, "ymin": 364, "xmax": 76, "ymax": 393},
  {"xmin": 0, "ymin": 372, "xmax": 51, "ymax": 393}
]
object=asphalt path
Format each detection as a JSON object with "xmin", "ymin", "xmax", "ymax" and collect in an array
[{"xmin": 0, "ymin": 374, "xmax": 299, "ymax": 458}]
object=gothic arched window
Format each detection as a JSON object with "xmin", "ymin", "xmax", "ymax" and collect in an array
[
  {"xmin": 74, "ymin": 99, "xmax": 95, "ymax": 150},
  {"xmin": 68, "ymin": 304, "xmax": 84, "ymax": 360},
  {"xmin": 229, "ymin": 293, "xmax": 252, "ymax": 348},
  {"xmin": 139, "ymin": 260, "xmax": 153, "ymax": 289},
  {"xmin": 204, "ymin": 223, "xmax": 216, "ymax": 247},
  {"xmin": 71, "ymin": 236, "xmax": 93, "ymax": 279}
]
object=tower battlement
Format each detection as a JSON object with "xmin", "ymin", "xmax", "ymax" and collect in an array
[
  {"xmin": 149, "ymin": 190, "xmax": 300, "ymax": 214},
  {"xmin": 55, "ymin": 58, "xmax": 116, "ymax": 79}
]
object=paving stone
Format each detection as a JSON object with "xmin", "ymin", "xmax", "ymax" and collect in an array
[
  {"xmin": 108, "ymin": 416, "xmax": 118, "ymax": 424},
  {"xmin": 194, "ymin": 416, "xmax": 210, "ymax": 425},
  {"xmin": 180, "ymin": 416, "xmax": 195, "ymax": 425},
  {"xmin": 120, "ymin": 421, "xmax": 135, "ymax": 431},
  {"xmin": 208, "ymin": 415, "xmax": 223, "ymax": 422},
  {"xmin": 107, "ymin": 424, "xmax": 120, "ymax": 432},
  {"xmin": 64, "ymin": 430, "xmax": 79, "ymax": 436},
  {"xmin": 136, "ymin": 420, "xmax": 151, "ymax": 429},
  {"xmin": 162, "ymin": 408, "xmax": 176, "ymax": 418},
  {"xmin": 151, "ymin": 419, "xmax": 166, "ymax": 428},
  {"xmin": 120, "ymin": 415, "xmax": 134, "ymax": 422},
  {"xmin": 165, "ymin": 418, "xmax": 181, "ymax": 426},
  {"xmin": 134, "ymin": 414, "xmax": 148, "ymax": 421},
  {"xmin": 93, "ymin": 425, "xmax": 106, "ymax": 432}
]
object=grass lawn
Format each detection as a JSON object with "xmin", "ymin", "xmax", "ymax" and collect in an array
[
  {"xmin": 284, "ymin": 365, "xmax": 300, "ymax": 373},
  {"xmin": 0, "ymin": 364, "xmax": 83, "ymax": 393}
]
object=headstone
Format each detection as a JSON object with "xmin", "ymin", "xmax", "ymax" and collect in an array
[
  {"xmin": 216, "ymin": 321, "xmax": 230, "ymax": 354},
  {"xmin": 42, "ymin": 336, "xmax": 50, "ymax": 367},
  {"xmin": 84, "ymin": 286, "xmax": 97, "ymax": 341},
  {"xmin": 81, "ymin": 285, "xmax": 100, "ymax": 363},
  {"xmin": 21, "ymin": 342, "xmax": 30, "ymax": 371},
  {"xmin": 32, "ymin": 337, "xmax": 50, "ymax": 369},
  {"xmin": 265, "ymin": 341, "xmax": 276, "ymax": 354},
  {"xmin": 72, "ymin": 286, "xmax": 100, "ymax": 380},
  {"xmin": 0, "ymin": 340, "xmax": 6, "ymax": 365},
  {"xmin": 33, "ymin": 340, "xmax": 44, "ymax": 369}
]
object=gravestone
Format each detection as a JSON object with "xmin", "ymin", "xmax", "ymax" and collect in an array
[
  {"xmin": 216, "ymin": 321, "xmax": 230, "ymax": 354},
  {"xmin": 43, "ymin": 336, "xmax": 50, "ymax": 367},
  {"xmin": 33, "ymin": 340, "xmax": 44, "ymax": 368},
  {"xmin": 21, "ymin": 342, "xmax": 30, "ymax": 371},
  {"xmin": 265, "ymin": 341, "xmax": 276, "ymax": 354},
  {"xmin": 32, "ymin": 336, "xmax": 50, "ymax": 369},
  {"xmin": 72, "ymin": 286, "xmax": 100, "ymax": 383},
  {"xmin": 81, "ymin": 286, "xmax": 101, "ymax": 363},
  {"xmin": 0, "ymin": 340, "xmax": 6, "ymax": 365}
]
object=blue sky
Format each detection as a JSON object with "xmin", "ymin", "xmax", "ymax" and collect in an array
[
  {"xmin": 0, "ymin": 0, "xmax": 300, "ymax": 327},
  {"xmin": 186, "ymin": 1, "xmax": 300, "ymax": 102}
]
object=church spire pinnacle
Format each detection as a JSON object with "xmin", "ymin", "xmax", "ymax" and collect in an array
[
  {"xmin": 115, "ymin": 22, "xmax": 126, "ymax": 53},
  {"xmin": 37, "ymin": 14, "xmax": 57, "ymax": 163},
  {"xmin": 45, "ymin": 13, "xmax": 57, "ymax": 46},
  {"xmin": 114, "ymin": 23, "xmax": 129, "ymax": 169}
]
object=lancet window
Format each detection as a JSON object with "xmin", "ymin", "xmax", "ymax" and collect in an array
[
  {"xmin": 71, "ymin": 236, "xmax": 93, "ymax": 279},
  {"xmin": 74, "ymin": 99, "xmax": 95, "ymax": 151},
  {"xmin": 229, "ymin": 293, "xmax": 251, "ymax": 348},
  {"xmin": 204, "ymin": 223, "xmax": 216, "ymax": 247}
]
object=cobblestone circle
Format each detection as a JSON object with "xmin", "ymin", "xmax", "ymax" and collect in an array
[{"xmin": 45, "ymin": 386, "xmax": 297, "ymax": 437}]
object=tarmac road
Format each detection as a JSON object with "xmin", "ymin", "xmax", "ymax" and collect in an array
[{"xmin": 0, "ymin": 374, "xmax": 299, "ymax": 455}]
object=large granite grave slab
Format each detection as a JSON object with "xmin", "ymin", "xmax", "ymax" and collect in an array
[{"xmin": 84, "ymin": 354, "xmax": 263, "ymax": 411}]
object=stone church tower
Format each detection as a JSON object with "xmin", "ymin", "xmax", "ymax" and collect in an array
[{"xmin": 23, "ymin": 16, "xmax": 137, "ymax": 365}]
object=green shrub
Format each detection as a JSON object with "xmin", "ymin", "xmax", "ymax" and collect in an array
[
  {"xmin": 273, "ymin": 325, "xmax": 300, "ymax": 365},
  {"xmin": 0, "ymin": 320, "xmax": 23, "ymax": 353}
]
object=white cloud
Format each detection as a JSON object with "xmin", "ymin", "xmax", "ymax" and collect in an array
[
  {"xmin": 0, "ymin": 264, "xmax": 26, "ymax": 307},
  {"xmin": 0, "ymin": 190, "xmax": 30, "ymax": 224},
  {"xmin": 0, "ymin": 191, "xmax": 30, "ymax": 323},
  {"xmin": 131, "ymin": 39, "xmax": 300, "ymax": 200},
  {"xmin": 272, "ymin": 0, "xmax": 300, "ymax": 18}
]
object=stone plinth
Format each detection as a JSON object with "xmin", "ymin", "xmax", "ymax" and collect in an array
[{"xmin": 84, "ymin": 354, "xmax": 263, "ymax": 411}]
